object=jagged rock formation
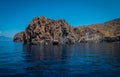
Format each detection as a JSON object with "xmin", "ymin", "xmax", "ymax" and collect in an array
[
  {"xmin": 14, "ymin": 16, "xmax": 76, "ymax": 45},
  {"xmin": 14, "ymin": 17, "xmax": 120, "ymax": 44}
]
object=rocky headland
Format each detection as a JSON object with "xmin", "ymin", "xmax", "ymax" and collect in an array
[{"xmin": 14, "ymin": 16, "xmax": 120, "ymax": 45}]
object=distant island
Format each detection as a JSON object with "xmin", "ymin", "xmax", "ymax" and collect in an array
[
  {"xmin": 14, "ymin": 16, "xmax": 120, "ymax": 45},
  {"xmin": 0, "ymin": 36, "xmax": 11, "ymax": 41}
]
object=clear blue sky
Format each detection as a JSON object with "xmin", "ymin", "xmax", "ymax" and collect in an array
[{"xmin": 0, "ymin": 0, "xmax": 120, "ymax": 38}]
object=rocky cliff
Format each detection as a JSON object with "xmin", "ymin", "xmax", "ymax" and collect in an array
[
  {"xmin": 14, "ymin": 17, "xmax": 120, "ymax": 44},
  {"xmin": 14, "ymin": 16, "xmax": 76, "ymax": 45},
  {"xmin": 70, "ymin": 18, "xmax": 120, "ymax": 43}
]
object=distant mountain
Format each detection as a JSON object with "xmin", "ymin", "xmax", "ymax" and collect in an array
[{"xmin": 0, "ymin": 36, "xmax": 12, "ymax": 41}]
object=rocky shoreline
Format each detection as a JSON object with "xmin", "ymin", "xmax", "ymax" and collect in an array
[{"xmin": 14, "ymin": 16, "xmax": 120, "ymax": 45}]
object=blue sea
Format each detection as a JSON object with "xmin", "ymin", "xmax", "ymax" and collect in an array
[{"xmin": 0, "ymin": 41, "xmax": 120, "ymax": 77}]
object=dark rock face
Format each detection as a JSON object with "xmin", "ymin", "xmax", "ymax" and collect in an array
[
  {"xmin": 14, "ymin": 17, "xmax": 120, "ymax": 44},
  {"xmin": 101, "ymin": 36, "xmax": 120, "ymax": 42},
  {"xmin": 14, "ymin": 16, "xmax": 76, "ymax": 45},
  {"xmin": 14, "ymin": 32, "xmax": 24, "ymax": 42}
]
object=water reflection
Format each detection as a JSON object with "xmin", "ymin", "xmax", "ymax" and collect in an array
[
  {"xmin": 23, "ymin": 44, "xmax": 72, "ymax": 76},
  {"xmin": 22, "ymin": 43, "xmax": 120, "ymax": 77},
  {"xmin": 1, "ymin": 41, "xmax": 120, "ymax": 77},
  {"xmin": 23, "ymin": 45, "xmax": 71, "ymax": 61}
]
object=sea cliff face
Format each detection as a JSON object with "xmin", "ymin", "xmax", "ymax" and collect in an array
[
  {"xmin": 14, "ymin": 16, "xmax": 76, "ymax": 45},
  {"xmin": 14, "ymin": 17, "xmax": 120, "ymax": 45}
]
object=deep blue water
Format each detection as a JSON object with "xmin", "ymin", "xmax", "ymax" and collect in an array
[{"xmin": 0, "ymin": 41, "xmax": 120, "ymax": 77}]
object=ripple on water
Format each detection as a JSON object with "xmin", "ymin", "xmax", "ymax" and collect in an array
[{"xmin": 0, "ymin": 42, "xmax": 120, "ymax": 77}]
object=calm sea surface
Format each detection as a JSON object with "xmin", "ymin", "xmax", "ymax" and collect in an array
[{"xmin": 0, "ymin": 41, "xmax": 120, "ymax": 77}]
